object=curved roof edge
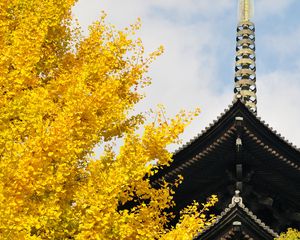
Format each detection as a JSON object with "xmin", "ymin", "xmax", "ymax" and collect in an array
[{"xmin": 173, "ymin": 99, "xmax": 300, "ymax": 156}]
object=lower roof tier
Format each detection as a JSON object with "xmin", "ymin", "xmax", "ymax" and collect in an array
[{"xmin": 195, "ymin": 191, "xmax": 279, "ymax": 240}]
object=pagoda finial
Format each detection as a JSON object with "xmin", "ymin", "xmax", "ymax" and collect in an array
[
  {"xmin": 234, "ymin": 0, "xmax": 257, "ymax": 114},
  {"xmin": 238, "ymin": 0, "xmax": 254, "ymax": 22}
]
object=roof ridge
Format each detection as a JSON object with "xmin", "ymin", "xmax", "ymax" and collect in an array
[
  {"xmin": 254, "ymin": 112, "xmax": 300, "ymax": 152},
  {"xmin": 172, "ymin": 100, "xmax": 237, "ymax": 155}
]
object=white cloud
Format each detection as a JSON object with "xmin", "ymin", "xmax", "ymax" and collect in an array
[
  {"xmin": 258, "ymin": 70, "xmax": 300, "ymax": 147},
  {"xmin": 73, "ymin": 0, "xmax": 300, "ymax": 149},
  {"xmin": 255, "ymin": 0, "xmax": 296, "ymax": 19},
  {"xmin": 262, "ymin": 28, "xmax": 300, "ymax": 58}
]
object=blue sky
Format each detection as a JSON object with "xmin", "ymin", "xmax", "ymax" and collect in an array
[{"xmin": 73, "ymin": 0, "xmax": 300, "ymax": 149}]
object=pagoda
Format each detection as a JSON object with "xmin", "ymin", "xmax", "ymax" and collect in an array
[{"xmin": 151, "ymin": 0, "xmax": 300, "ymax": 239}]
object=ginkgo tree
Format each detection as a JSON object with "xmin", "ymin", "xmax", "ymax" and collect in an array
[{"xmin": 0, "ymin": 0, "xmax": 217, "ymax": 239}]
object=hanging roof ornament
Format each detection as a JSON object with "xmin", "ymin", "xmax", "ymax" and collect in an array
[{"xmin": 234, "ymin": 0, "xmax": 257, "ymax": 114}]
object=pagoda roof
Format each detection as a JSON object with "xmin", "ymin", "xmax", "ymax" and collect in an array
[
  {"xmin": 151, "ymin": 99, "xmax": 300, "ymax": 232},
  {"xmin": 195, "ymin": 191, "xmax": 279, "ymax": 240},
  {"xmin": 153, "ymin": 99, "xmax": 300, "ymax": 181}
]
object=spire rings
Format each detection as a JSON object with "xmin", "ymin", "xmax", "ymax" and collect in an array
[{"xmin": 234, "ymin": 20, "xmax": 257, "ymax": 114}]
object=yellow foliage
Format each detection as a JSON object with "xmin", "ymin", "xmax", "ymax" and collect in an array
[
  {"xmin": 0, "ymin": 0, "xmax": 216, "ymax": 239},
  {"xmin": 276, "ymin": 228, "xmax": 300, "ymax": 240}
]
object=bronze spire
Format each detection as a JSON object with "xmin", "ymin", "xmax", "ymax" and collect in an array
[{"xmin": 234, "ymin": 0, "xmax": 257, "ymax": 113}]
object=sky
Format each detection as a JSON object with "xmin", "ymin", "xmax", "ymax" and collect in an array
[{"xmin": 73, "ymin": 0, "xmax": 300, "ymax": 150}]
